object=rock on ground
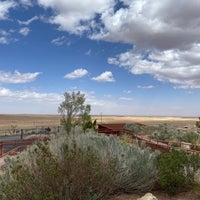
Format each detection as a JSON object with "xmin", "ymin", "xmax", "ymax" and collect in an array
[{"xmin": 137, "ymin": 193, "xmax": 158, "ymax": 200}]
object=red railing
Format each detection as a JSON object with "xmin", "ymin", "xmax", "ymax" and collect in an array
[{"xmin": 0, "ymin": 137, "xmax": 48, "ymax": 158}]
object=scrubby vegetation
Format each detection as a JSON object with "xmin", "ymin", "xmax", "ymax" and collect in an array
[
  {"xmin": 1, "ymin": 91, "xmax": 200, "ymax": 199},
  {"xmin": 149, "ymin": 123, "xmax": 200, "ymax": 146},
  {"xmin": 0, "ymin": 130, "xmax": 159, "ymax": 199},
  {"xmin": 158, "ymin": 150, "xmax": 200, "ymax": 195}
]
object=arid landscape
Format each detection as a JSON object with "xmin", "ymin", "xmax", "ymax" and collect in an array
[
  {"xmin": 0, "ymin": 114, "xmax": 200, "ymax": 200},
  {"xmin": 0, "ymin": 114, "xmax": 197, "ymax": 131}
]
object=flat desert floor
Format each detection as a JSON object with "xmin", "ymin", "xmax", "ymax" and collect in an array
[{"xmin": 0, "ymin": 114, "xmax": 197, "ymax": 130}]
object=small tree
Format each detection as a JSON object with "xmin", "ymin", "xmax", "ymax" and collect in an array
[
  {"xmin": 196, "ymin": 117, "xmax": 200, "ymax": 129},
  {"xmin": 58, "ymin": 91, "xmax": 91, "ymax": 133}
]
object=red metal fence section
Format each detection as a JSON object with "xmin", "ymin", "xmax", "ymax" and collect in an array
[
  {"xmin": 0, "ymin": 137, "xmax": 48, "ymax": 158},
  {"xmin": 98, "ymin": 123, "xmax": 200, "ymax": 154}
]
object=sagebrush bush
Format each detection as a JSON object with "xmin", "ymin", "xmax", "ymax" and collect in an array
[
  {"xmin": 0, "ymin": 130, "xmax": 159, "ymax": 199},
  {"xmin": 51, "ymin": 131, "xmax": 159, "ymax": 192},
  {"xmin": 0, "ymin": 138, "xmax": 115, "ymax": 200},
  {"xmin": 158, "ymin": 149, "xmax": 200, "ymax": 195}
]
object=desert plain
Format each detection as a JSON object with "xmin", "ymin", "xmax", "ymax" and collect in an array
[{"xmin": 0, "ymin": 114, "xmax": 198, "ymax": 131}]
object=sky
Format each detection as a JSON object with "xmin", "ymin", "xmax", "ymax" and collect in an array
[{"xmin": 0, "ymin": 0, "xmax": 200, "ymax": 116}]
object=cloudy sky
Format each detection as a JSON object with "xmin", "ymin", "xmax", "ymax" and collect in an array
[{"xmin": 0, "ymin": 0, "xmax": 200, "ymax": 116}]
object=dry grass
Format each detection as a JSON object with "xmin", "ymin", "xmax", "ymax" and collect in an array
[
  {"xmin": 0, "ymin": 114, "xmax": 197, "ymax": 130},
  {"xmin": 93, "ymin": 115, "xmax": 197, "ymax": 128},
  {"xmin": 0, "ymin": 114, "xmax": 61, "ymax": 130}
]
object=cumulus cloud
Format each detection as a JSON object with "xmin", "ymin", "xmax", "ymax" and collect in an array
[
  {"xmin": 19, "ymin": 0, "xmax": 33, "ymax": 6},
  {"xmin": 37, "ymin": 0, "xmax": 115, "ymax": 34},
  {"xmin": 18, "ymin": 16, "xmax": 39, "ymax": 25},
  {"xmin": 64, "ymin": 68, "xmax": 88, "ymax": 79},
  {"xmin": 108, "ymin": 43, "xmax": 200, "ymax": 88},
  {"xmin": 0, "ymin": 70, "xmax": 41, "ymax": 84},
  {"xmin": 92, "ymin": 0, "xmax": 200, "ymax": 50},
  {"xmin": 19, "ymin": 27, "xmax": 30, "ymax": 36},
  {"xmin": 0, "ymin": 0, "xmax": 16, "ymax": 20},
  {"xmin": 51, "ymin": 36, "xmax": 70, "ymax": 46},
  {"xmin": 92, "ymin": 71, "xmax": 115, "ymax": 82},
  {"xmin": 0, "ymin": 87, "xmax": 62, "ymax": 102},
  {"xmin": 137, "ymin": 85, "xmax": 155, "ymax": 89},
  {"xmin": 34, "ymin": 0, "xmax": 200, "ymax": 89},
  {"xmin": 123, "ymin": 90, "xmax": 132, "ymax": 94},
  {"xmin": 0, "ymin": 36, "xmax": 8, "ymax": 44},
  {"xmin": 119, "ymin": 97, "xmax": 133, "ymax": 101}
]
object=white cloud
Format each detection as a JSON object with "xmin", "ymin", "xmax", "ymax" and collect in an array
[
  {"xmin": 0, "ymin": 87, "xmax": 63, "ymax": 114},
  {"xmin": 0, "ymin": 70, "xmax": 41, "ymax": 83},
  {"xmin": 123, "ymin": 90, "xmax": 132, "ymax": 94},
  {"xmin": 19, "ymin": 27, "xmax": 30, "ymax": 36},
  {"xmin": 64, "ymin": 68, "xmax": 88, "ymax": 79},
  {"xmin": 137, "ymin": 85, "xmax": 154, "ymax": 89},
  {"xmin": 85, "ymin": 49, "xmax": 91, "ymax": 56},
  {"xmin": 19, "ymin": 0, "xmax": 33, "ymax": 6},
  {"xmin": 18, "ymin": 16, "xmax": 39, "ymax": 25},
  {"xmin": 35, "ymin": 0, "xmax": 200, "ymax": 51},
  {"xmin": 91, "ymin": 0, "xmax": 200, "ymax": 50},
  {"xmin": 0, "ymin": 0, "xmax": 16, "ymax": 20},
  {"xmin": 0, "ymin": 87, "xmax": 62, "ymax": 102},
  {"xmin": 92, "ymin": 71, "xmax": 115, "ymax": 82},
  {"xmin": 108, "ymin": 44, "xmax": 200, "ymax": 88},
  {"xmin": 51, "ymin": 36, "xmax": 70, "ymax": 46},
  {"xmin": 37, "ymin": 0, "xmax": 115, "ymax": 34},
  {"xmin": 36, "ymin": 0, "xmax": 200, "ymax": 89},
  {"xmin": 0, "ymin": 36, "xmax": 8, "ymax": 44},
  {"xmin": 119, "ymin": 97, "xmax": 133, "ymax": 101}
]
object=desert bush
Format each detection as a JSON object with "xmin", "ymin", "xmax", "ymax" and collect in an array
[
  {"xmin": 119, "ymin": 133, "xmax": 133, "ymax": 143},
  {"xmin": 178, "ymin": 131, "xmax": 200, "ymax": 145},
  {"xmin": 53, "ymin": 131, "xmax": 159, "ymax": 192},
  {"xmin": 158, "ymin": 149, "xmax": 200, "ymax": 195},
  {"xmin": 150, "ymin": 123, "xmax": 180, "ymax": 141},
  {"xmin": 0, "ymin": 130, "xmax": 159, "ymax": 199},
  {"xmin": 124, "ymin": 123, "xmax": 156, "ymax": 135},
  {"xmin": 0, "ymin": 138, "xmax": 115, "ymax": 200}
]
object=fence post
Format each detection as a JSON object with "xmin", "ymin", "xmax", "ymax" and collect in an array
[
  {"xmin": 0, "ymin": 142, "xmax": 3, "ymax": 157},
  {"xmin": 20, "ymin": 129, "xmax": 24, "ymax": 140},
  {"xmin": 57, "ymin": 126, "xmax": 60, "ymax": 133}
]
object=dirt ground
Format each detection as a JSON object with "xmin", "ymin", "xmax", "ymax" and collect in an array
[
  {"xmin": 109, "ymin": 190, "xmax": 199, "ymax": 200},
  {"xmin": 0, "ymin": 114, "xmax": 197, "ymax": 130}
]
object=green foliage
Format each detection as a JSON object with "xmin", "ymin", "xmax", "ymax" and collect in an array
[
  {"xmin": 196, "ymin": 117, "xmax": 200, "ymax": 128},
  {"xmin": 158, "ymin": 150, "xmax": 200, "ymax": 195},
  {"xmin": 179, "ymin": 131, "xmax": 200, "ymax": 144},
  {"xmin": 124, "ymin": 123, "xmax": 156, "ymax": 135},
  {"xmin": 82, "ymin": 119, "xmax": 97, "ymax": 133},
  {"xmin": 0, "ymin": 130, "xmax": 159, "ymax": 199},
  {"xmin": 58, "ymin": 91, "xmax": 91, "ymax": 133},
  {"xmin": 0, "ymin": 138, "xmax": 115, "ymax": 200},
  {"xmin": 61, "ymin": 132, "xmax": 159, "ymax": 192},
  {"xmin": 150, "ymin": 123, "xmax": 180, "ymax": 141}
]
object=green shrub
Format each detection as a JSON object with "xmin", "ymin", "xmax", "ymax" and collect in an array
[
  {"xmin": 150, "ymin": 124, "xmax": 180, "ymax": 142},
  {"xmin": 0, "ymin": 139, "xmax": 115, "ymax": 200},
  {"xmin": 178, "ymin": 131, "xmax": 200, "ymax": 145},
  {"xmin": 158, "ymin": 150, "xmax": 200, "ymax": 195},
  {"xmin": 59, "ymin": 131, "xmax": 159, "ymax": 192},
  {"xmin": 0, "ymin": 130, "xmax": 159, "ymax": 199}
]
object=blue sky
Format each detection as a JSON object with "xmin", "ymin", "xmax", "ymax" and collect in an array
[{"xmin": 0, "ymin": 0, "xmax": 200, "ymax": 116}]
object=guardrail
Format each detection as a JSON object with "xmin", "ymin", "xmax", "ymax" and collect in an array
[
  {"xmin": 123, "ymin": 128, "xmax": 200, "ymax": 154},
  {"xmin": 0, "ymin": 137, "xmax": 49, "ymax": 158}
]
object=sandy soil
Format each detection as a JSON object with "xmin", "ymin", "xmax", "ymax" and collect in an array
[{"xmin": 0, "ymin": 114, "xmax": 197, "ymax": 129}]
